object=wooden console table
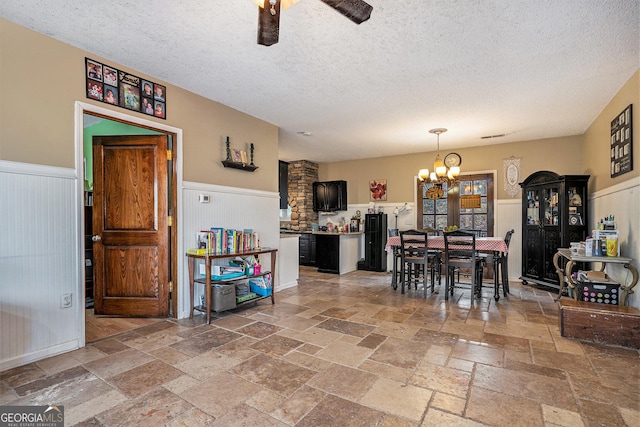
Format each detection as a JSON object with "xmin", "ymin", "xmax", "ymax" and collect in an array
[
  {"xmin": 553, "ymin": 248, "xmax": 638, "ymax": 306},
  {"xmin": 187, "ymin": 248, "xmax": 277, "ymax": 324}
]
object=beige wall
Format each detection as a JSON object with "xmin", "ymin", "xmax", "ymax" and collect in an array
[
  {"xmin": 320, "ymin": 69, "xmax": 639, "ymax": 203},
  {"xmin": 0, "ymin": 19, "xmax": 278, "ymax": 192},
  {"xmin": 320, "ymin": 135, "xmax": 584, "ymax": 203},
  {"xmin": 2, "ymin": 18, "xmax": 637, "ymax": 198},
  {"xmin": 583, "ymin": 69, "xmax": 639, "ymax": 193}
]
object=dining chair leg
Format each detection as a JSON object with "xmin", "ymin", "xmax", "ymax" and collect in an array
[
  {"xmin": 430, "ymin": 264, "xmax": 435, "ymax": 293},
  {"xmin": 493, "ymin": 256, "xmax": 500, "ymax": 301},
  {"xmin": 473, "ymin": 264, "xmax": 482, "ymax": 298},
  {"xmin": 400, "ymin": 260, "xmax": 406, "ymax": 294},
  {"xmin": 392, "ymin": 251, "xmax": 399, "ymax": 290},
  {"xmin": 444, "ymin": 266, "xmax": 450, "ymax": 300},
  {"xmin": 448, "ymin": 267, "xmax": 455, "ymax": 296},
  {"xmin": 423, "ymin": 262, "xmax": 428, "ymax": 298},
  {"xmin": 501, "ymin": 257, "xmax": 510, "ymax": 295}
]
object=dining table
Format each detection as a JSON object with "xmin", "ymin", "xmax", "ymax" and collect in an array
[{"xmin": 385, "ymin": 236, "xmax": 510, "ymax": 300}]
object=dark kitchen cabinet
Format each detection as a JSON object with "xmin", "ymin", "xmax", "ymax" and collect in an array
[
  {"xmin": 279, "ymin": 161, "xmax": 289, "ymax": 209},
  {"xmin": 365, "ymin": 213, "xmax": 387, "ymax": 272},
  {"xmin": 316, "ymin": 234, "xmax": 340, "ymax": 274},
  {"xmin": 313, "ymin": 180, "xmax": 347, "ymax": 212},
  {"xmin": 519, "ymin": 171, "xmax": 589, "ymax": 289},
  {"xmin": 299, "ymin": 233, "xmax": 316, "ymax": 266}
]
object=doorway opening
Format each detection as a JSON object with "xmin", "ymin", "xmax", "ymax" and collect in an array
[{"xmin": 76, "ymin": 102, "xmax": 182, "ymax": 345}]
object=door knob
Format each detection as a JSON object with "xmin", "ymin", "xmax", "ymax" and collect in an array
[{"xmin": 92, "ymin": 235, "xmax": 102, "ymax": 242}]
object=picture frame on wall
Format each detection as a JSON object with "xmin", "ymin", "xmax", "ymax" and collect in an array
[
  {"xmin": 153, "ymin": 101, "xmax": 165, "ymax": 119},
  {"xmin": 104, "ymin": 85, "xmax": 118, "ymax": 105},
  {"xmin": 86, "ymin": 58, "xmax": 103, "ymax": 81},
  {"xmin": 141, "ymin": 80, "xmax": 154, "ymax": 98},
  {"xmin": 86, "ymin": 79, "xmax": 103, "ymax": 101},
  {"xmin": 369, "ymin": 179, "xmax": 387, "ymax": 201},
  {"xmin": 120, "ymin": 82, "xmax": 140, "ymax": 111},
  {"xmin": 103, "ymin": 66, "xmax": 118, "ymax": 86},
  {"xmin": 84, "ymin": 57, "xmax": 166, "ymax": 119},
  {"xmin": 153, "ymin": 84, "xmax": 165, "ymax": 102},
  {"xmin": 141, "ymin": 97, "xmax": 154, "ymax": 115},
  {"xmin": 610, "ymin": 104, "xmax": 633, "ymax": 178}
]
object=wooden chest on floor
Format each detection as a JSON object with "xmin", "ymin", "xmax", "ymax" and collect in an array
[{"xmin": 559, "ymin": 299, "xmax": 640, "ymax": 348}]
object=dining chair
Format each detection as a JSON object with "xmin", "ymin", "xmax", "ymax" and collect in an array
[
  {"xmin": 453, "ymin": 229, "xmax": 486, "ymax": 282},
  {"xmin": 462, "ymin": 229, "xmax": 486, "ymax": 237},
  {"xmin": 422, "ymin": 227, "xmax": 442, "ymax": 288},
  {"xmin": 399, "ymin": 229, "xmax": 433, "ymax": 297},
  {"xmin": 443, "ymin": 229, "xmax": 485, "ymax": 300},
  {"xmin": 388, "ymin": 228, "xmax": 401, "ymax": 289},
  {"xmin": 485, "ymin": 229, "xmax": 515, "ymax": 300},
  {"xmin": 498, "ymin": 229, "xmax": 515, "ymax": 295}
]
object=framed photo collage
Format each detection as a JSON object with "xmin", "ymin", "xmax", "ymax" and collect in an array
[
  {"xmin": 85, "ymin": 58, "xmax": 166, "ymax": 119},
  {"xmin": 610, "ymin": 104, "xmax": 632, "ymax": 178}
]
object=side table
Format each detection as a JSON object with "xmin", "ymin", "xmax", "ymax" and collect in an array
[{"xmin": 553, "ymin": 248, "xmax": 639, "ymax": 305}]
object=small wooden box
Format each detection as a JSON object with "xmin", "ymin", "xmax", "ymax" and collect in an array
[{"xmin": 559, "ymin": 299, "xmax": 640, "ymax": 348}]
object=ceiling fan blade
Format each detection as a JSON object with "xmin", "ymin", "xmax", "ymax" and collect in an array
[
  {"xmin": 257, "ymin": 0, "xmax": 281, "ymax": 46},
  {"xmin": 319, "ymin": 0, "xmax": 373, "ymax": 24}
]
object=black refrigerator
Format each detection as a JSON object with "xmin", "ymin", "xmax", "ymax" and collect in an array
[{"xmin": 365, "ymin": 213, "xmax": 387, "ymax": 272}]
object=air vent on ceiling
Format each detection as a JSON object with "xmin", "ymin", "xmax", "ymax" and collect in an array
[{"xmin": 481, "ymin": 134, "xmax": 506, "ymax": 140}]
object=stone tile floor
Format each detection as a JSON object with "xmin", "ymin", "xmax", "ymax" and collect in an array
[{"xmin": 1, "ymin": 267, "xmax": 638, "ymax": 426}]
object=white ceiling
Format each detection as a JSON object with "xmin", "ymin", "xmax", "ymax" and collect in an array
[{"xmin": 2, "ymin": 1, "xmax": 638, "ymax": 163}]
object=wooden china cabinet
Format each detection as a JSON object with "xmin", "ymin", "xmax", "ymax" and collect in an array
[{"xmin": 519, "ymin": 171, "xmax": 590, "ymax": 289}]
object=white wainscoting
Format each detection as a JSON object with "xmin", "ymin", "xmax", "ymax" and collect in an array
[
  {"xmin": 495, "ymin": 198, "xmax": 522, "ymax": 282},
  {"xmin": 589, "ymin": 177, "xmax": 640, "ymax": 309},
  {"xmin": 179, "ymin": 181, "xmax": 280, "ymax": 319},
  {"xmin": 0, "ymin": 161, "xmax": 80, "ymax": 371},
  {"xmin": 321, "ymin": 200, "xmax": 523, "ymax": 282}
]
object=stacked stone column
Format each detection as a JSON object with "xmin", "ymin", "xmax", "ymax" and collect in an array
[{"xmin": 287, "ymin": 160, "xmax": 318, "ymax": 231}]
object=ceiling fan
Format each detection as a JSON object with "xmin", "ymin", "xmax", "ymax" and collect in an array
[{"xmin": 253, "ymin": 0, "xmax": 373, "ymax": 46}]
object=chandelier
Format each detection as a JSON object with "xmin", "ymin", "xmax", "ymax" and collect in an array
[{"xmin": 418, "ymin": 128, "xmax": 461, "ymax": 200}]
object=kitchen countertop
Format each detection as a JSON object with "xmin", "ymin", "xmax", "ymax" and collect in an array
[
  {"xmin": 280, "ymin": 230, "xmax": 363, "ymax": 236},
  {"xmin": 312, "ymin": 231, "xmax": 363, "ymax": 236},
  {"xmin": 279, "ymin": 233, "xmax": 301, "ymax": 238}
]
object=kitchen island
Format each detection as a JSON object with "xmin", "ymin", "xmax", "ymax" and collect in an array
[{"xmin": 314, "ymin": 232, "xmax": 364, "ymax": 274}]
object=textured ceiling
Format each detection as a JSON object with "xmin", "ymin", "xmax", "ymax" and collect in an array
[{"xmin": 1, "ymin": 1, "xmax": 638, "ymax": 163}]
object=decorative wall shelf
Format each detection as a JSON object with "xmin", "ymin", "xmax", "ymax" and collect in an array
[
  {"xmin": 223, "ymin": 137, "xmax": 257, "ymax": 172},
  {"xmin": 221, "ymin": 160, "xmax": 258, "ymax": 172}
]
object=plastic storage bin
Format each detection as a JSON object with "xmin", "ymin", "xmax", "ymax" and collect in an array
[
  {"xmin": 579, "ymin": 281, "xmax": 620, "ymax": 305},
  {"xmin": 249, "ymin": 277, "xmax": 272, "ymax": 297},
  {"xmin": 250, "ymin": 282, "xmax": 272, "ymax": 297}
]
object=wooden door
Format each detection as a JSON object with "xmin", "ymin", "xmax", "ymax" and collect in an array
[{"xmin": 92, "ymin": 135, "xmax": 169, "ymax": 316}]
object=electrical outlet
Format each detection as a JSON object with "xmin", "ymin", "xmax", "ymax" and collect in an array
[{"xmin": 61, "ymin": 293, "xmax": 72, "ymax": 308}]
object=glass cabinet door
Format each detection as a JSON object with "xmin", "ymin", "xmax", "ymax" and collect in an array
[
  {"xmin": 543, "ymin": 186, "xmax": 559, "ymax": 226},
  {"xmin": 526, "ymin": 189, "xmax": 539, "ymax": 225},
  {"xmin": 567, "ymin": 185, "xmax": 584, "ymax": 226}
]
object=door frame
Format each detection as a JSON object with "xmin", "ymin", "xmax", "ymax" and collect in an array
[
  {"xmin": 74, "ymin": 101, "xmax": 184, "ymax": 348},
  {"xmin": 413, "ymin": 169, "xmax": 498, "ymax": 231}
]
